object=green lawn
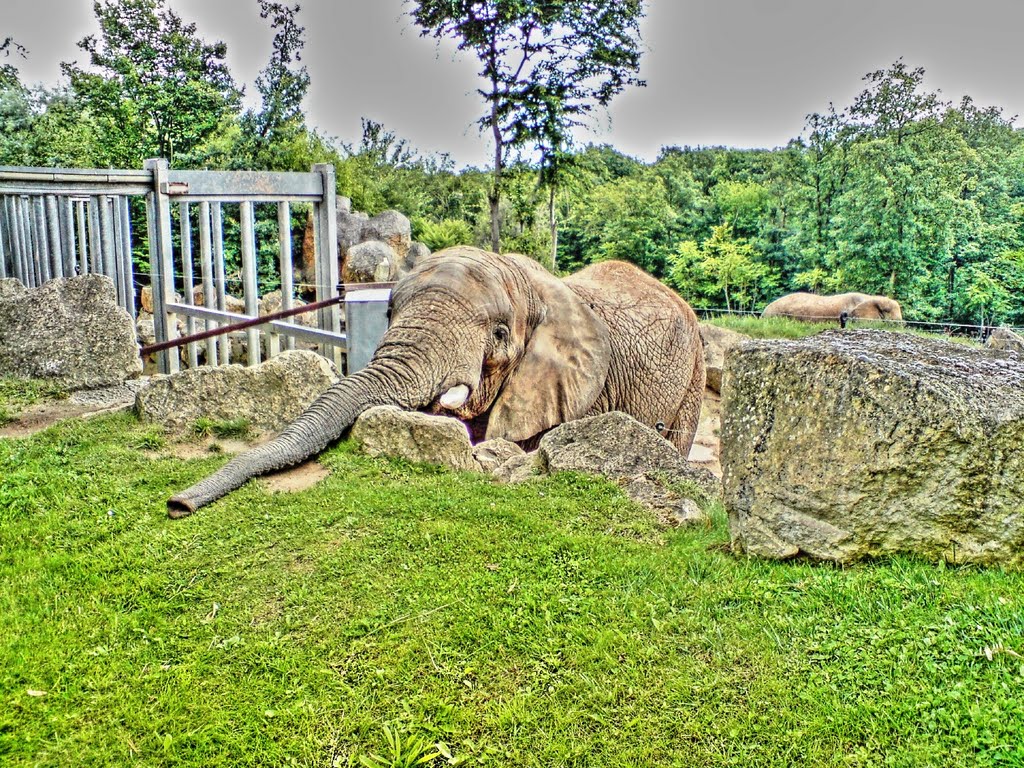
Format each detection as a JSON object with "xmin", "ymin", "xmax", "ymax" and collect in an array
[{"xmin": 1, "ymin": 394, "xmax": 1022, "ymax": 766}]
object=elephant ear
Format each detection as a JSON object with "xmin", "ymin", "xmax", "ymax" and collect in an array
[{"xmin": 486, "ymin": 274, "xmax": 611, "ymax": 443}]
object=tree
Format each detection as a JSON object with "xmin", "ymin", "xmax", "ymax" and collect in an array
[
  {"xmin": 62, "ymin": 0, "xmax": 241, "ymax": 167},
  {"xmin": 236, "ymin": 1, "xmax": 312, "ymax": 169},
  {"xmin": 408, "ymin": 0, "xmax": 645, "ymax": 252},
  {"xmin": 668, "ymin": 225, "xmax": 778, "ymax": 312}
]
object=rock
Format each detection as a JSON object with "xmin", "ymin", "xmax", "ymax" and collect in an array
[
  {"xmin": 259, "ymin": 290, "xmax": 316, "ymax": 327},
  {"xmin": 350, "ymin": 406, "xmax": 478, "ymax": 471},
  {"xmin": 338, "ymin": 208, "xmax": 369, "ymax": 258},
  {"xmin": 343, "ymin": 240, "xmax": 398, "ymax": 284},
  {"xmin": 537, "ymin": 411, "xmax": 719, "ymax": 524},
  {"xmin": 722, "ymin": 329, "xmax": 1024, "ymax": 566},
  {"xmin": 363, "ymin": 209, "xmax": 412, "ymax": 261},
  {"xmin": 493, "ymin": 451, "xmax": 542, "ymax": 483},
  {"xmin": 699, "ymin": 323, "xmax": 751, "ymax": 393},
  {"xmin": 539, "ymin": 411, "xmax": 718, "ymax": 492},
  {"xmin": 338, "ymin": 196, "xmax": 352, "ymax": 213},
  {"xmin": 0, "ymin": 275, "xmax": 142, "ymax": 390},
  {"xmin": 135, "ymin": 349, "xmax": 339, "ymax": 433},
  {"xmin": 404, "ymin": 241, "xmax": 431, "ymax": 273},
  {"xmin": 987, "ymin": 327, "xmax": 1024, "ymax": 354},
  {"xmin": 473, "ymin": 438, "xmax": 525, "ymax": 472},
  {"xmin": 191, "ymin": 287, "xmax": 245, "ymax": 314}
]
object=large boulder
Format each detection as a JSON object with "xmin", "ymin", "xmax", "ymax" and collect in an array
[
  {"xmin": 699, "ymin": 323, "xmax": 751, "ymax": 394},
  {"xmin": 0, "ymin": 275, "xmax": 142, "ymax": 390},
  {"xmin": 337, "ymin": 208, "xmax": 370, "ymax": 258},
  {"xmin": 363, "ymin": 209, "xmax": 412, "ymax": 262},
  {"xmin": 722, "ymin": 329, "xmax": 1024, "ymax": 565},
  {"xmin": 343, "ymin": 240, "xmax": 398, "ymax": 284},
  {"xmin": 351, "ymin": 406, "xmax": 478, "ymax": 471},
  {"xmin": 135, "ymin": 349, "xmax": 339, "ymax": 433}
]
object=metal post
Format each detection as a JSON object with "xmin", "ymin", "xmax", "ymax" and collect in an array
[
  {"xmin": 198, "ymin": 201, "xmax": 218, "ymax": 364},
  {"xmin": 212, "ymin": 202, "xmax": 230, "ymax": 365},
  {"xmin": 118, "ymin": 196, "xmax": 135, "ymax": 318},
  {"xmin": 179, "ymin": 201, "xmax": 198, "ymax": 367},
  {"xmin": 75, "ymin": 200, "xmax": 88, "ymax": 277},
  {"xmin": 239, "ymin": 200, "xmax": 261, "ymax": 366},
  {"xmin": 145, "ymin": 158, "xmax": 179, "ymax": 374},
  {"xmin": 45, "ymin": 195, "xmax": 63, "ymax": 279},
  {"xmin": 275, "ymin": 201, "xmax": 294, "ymax": 353},
  {"xmin": 313, "ymin": 163, "xmax": 340, "ymax": 367}
]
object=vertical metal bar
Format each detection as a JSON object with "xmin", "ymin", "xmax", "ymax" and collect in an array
[
  {"xmin": 76, "ymin": 200, "xmax": 88, "ymax": 276},
  {"xmin": 33, "ymin": 196, "xmax": 51, "ymax": 285},
  {"xmin": 9, "ymin": 196, "xmax": 25, "ymax": 283},
  {"xmin": 145, "ymin": 158, "xmax": 179, "ymax": 374},
  {"xmin": 212, "ymin": 202, "xmax": 230, "ymax": 365},
  {"xmin": 0, "ymin": 197, "xmax": 8, "ymax": 280},
  {"xmin": 19, "ymin": 196, "xmax": 34, "ymax": 285},
  {"xmin": 59, "ymin": 197, "xmax": 75, "ymax": 277},
  {"xmin": 198, "ymin": 201, "xmax": 218, "ymax": 364},
  {"xmin": 100, "ymin": 195, "xmax": 117, "ymax": 286},
  {"xmin": 45, "ymin": 195, "xmax": 63, "ymax": 279},
  {"xmin": 118, "ymin": 197, "xmax": 136, "ymax": 318},
  {"xmin": 88, "ymin": 196, "xmax": 102, "ymax": 276},
  {"xmin": 313, "ymin": 164, "xmax": 341, "ymax": 368},
  {"xmin": 178, "ymin": 201, "xmax": 199, "ymax": 368},
  {"xmin": 239, "ymin": 200, "xmax": 261, "ymax": 366},
  {"xmin": 273, "ymin": 201, "xmax": 294, "ymax": 354},
  {"xmin": 111, "ymin": 196, "xmax": 124, "ymax": 302}
]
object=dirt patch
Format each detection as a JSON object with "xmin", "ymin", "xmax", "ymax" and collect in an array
[
  {"xmin": 688, "ymin": 389, "xmax": 722, "ymax": 478},
  {"xmin": 158, "ymin": 437, "xmax": 253, "ymax": 461},
  {"xmin": 260, "ymin": 460, "xmax": 332, "ymax": 494},
  {"xmin": 0, "ymin": 400, "xmax": 131, "ymax": 438}
]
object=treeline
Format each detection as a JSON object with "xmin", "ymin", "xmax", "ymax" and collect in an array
[{"xmin": 2, "ymin": 2, "xmax": 1022, "ymax": 326}]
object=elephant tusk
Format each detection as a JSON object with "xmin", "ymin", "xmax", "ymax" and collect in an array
[{"xmin": 439, "ymin": 384, "xmax": 470, "ymax": 410}]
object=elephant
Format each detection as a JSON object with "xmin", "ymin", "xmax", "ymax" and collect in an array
[
  {"xmin": 167, "ymin": 246, "xmax": 706, "ymax": 517},
  {"xmin": 761, "ymin": 292, "xmax": 903, "ymax": 324}
]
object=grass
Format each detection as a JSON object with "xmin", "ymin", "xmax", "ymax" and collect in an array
[
  {"xmin": 704, "ymin": 314, "xmax": 984, "ymax": 346},
  {"xmin": 0, "ymin": 378, "xmax": 67, "ymax": 425},
  {"xmin": 1, "ymin": 399, "xmax": 1022, "ymax": 767}
]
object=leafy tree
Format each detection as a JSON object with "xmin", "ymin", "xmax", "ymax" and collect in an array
[
  {"xmin": 237, "ymin": 1, "xmax": 312, "ymax": 170},
  {"xmin": 668, "ymin": 225, "xmax": 778, "ymax": 312},
  {"xmin": 408, "ymin": 0, "xmax": 645, "ymax": 252},
  {"xmin": 62, "ymin": 0, "xmax": 241, "ymax": 167}
]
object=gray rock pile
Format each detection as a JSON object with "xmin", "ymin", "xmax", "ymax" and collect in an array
[
  {"xmin": 0, "ymin": 274, "xmax": 142, "ymax": 390},
  {"xmin": 986, "ymin": 326, "xmax": 1024, "ymax": 354},
  {"xmin": 722, "ymin": 329, "xmax": 1024, "ymax": 566}
]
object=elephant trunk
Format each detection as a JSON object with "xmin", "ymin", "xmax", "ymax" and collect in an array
[{"xmin": 166, "ymin": 360, "xmax": 430, "ymax": 518}]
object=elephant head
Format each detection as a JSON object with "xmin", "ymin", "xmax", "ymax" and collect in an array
[
  {"xmin": 850, "ymin": 296, "xmax": 903, "ymax": 322},
  {"xmin": 167, "ymin": 247, "xmax": 611, "ymax": 517}
]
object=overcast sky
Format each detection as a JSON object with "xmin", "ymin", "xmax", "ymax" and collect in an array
[{"xmin": 6, "ymin": 0, "xmax": 1023, "ymax": 168}]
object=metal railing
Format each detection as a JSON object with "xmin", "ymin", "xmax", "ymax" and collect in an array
[{"xmin": 0, "ymin": 161, "xmax": 352, "ymax": 375}]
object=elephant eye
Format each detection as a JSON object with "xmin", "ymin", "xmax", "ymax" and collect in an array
[{"xmin": 493, "ymin": 324, "xmax": 510, "ymax": 344}]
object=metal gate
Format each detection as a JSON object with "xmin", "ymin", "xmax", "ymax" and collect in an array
[{"xmin": 0, "ymin": 160, "xmax": 346, "ymax": 374}]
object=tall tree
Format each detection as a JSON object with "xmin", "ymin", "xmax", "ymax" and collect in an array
[
  {"xmin": 408, "ymin": 0, "xmax": 646, "ymax": 254},
  {"xmin": 62, "ymin": 0, "xmax": 241, "ymax": 167},
  {"xmin": 238, "ymin": 1, "xmax": 311, "ymax": 169}
]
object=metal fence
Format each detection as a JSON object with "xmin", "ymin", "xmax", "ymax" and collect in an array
[
  {"xmin": 0, "ymin": 167, "xmax": 144, "ymax": 317},
  {"xmin": 0, "ymin": 161, "xmax": 357, "ymax": 375}
]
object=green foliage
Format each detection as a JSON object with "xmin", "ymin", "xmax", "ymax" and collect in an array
[
  {"xmin": 358, "ymin": 724, "xmax": 445, "ymax": 767},
  {"xmin": 415, "ymin": 218, "xmax": 474, "ymax": 251},
  {"xmin": 668, "ymin": 225, "xmax": 779, "ymax": 311},
  {"xmin": 60, "ymin": 0, "xmax": 241, "ymax": 167}
]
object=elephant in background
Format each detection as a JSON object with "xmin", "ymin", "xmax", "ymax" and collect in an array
[
  {"xmin": 761, "ymin": 292, "xmax": 903, "ymax": 324},
  {"xmin": 168, "ymin": 247, "xmax": 706, "ymax": 517}
]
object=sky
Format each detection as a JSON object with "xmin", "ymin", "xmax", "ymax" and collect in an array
[{"xmin": 5, "ymin": 0, "xmax": 1024, "ymax": 169}]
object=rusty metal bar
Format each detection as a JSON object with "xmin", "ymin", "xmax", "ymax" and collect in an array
[{"xmin": 141, "ymin": 295, "xmax": 343, "ymax": 355}]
